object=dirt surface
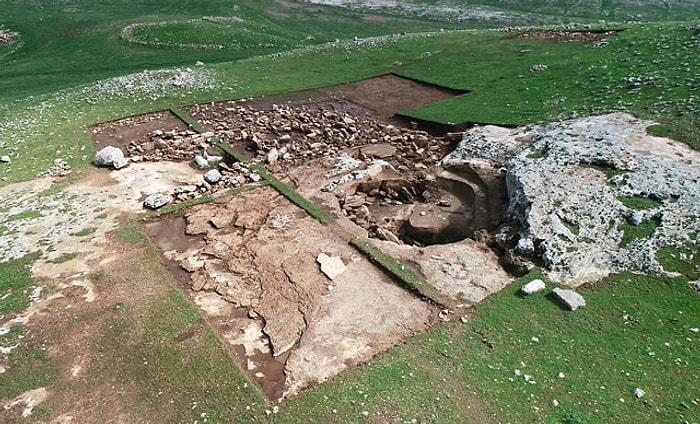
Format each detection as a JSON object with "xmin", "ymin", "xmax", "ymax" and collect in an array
[
  {"xmin": 147, "ymin": 186, "xmax": 437, "ymax": 401},
  {"xmin": 0, "ymin": 164, "xmax": 205, "ymax": 422},
  {"xmin": 90, "ymin": 109, "xmax": 189, "ymax": 154}
]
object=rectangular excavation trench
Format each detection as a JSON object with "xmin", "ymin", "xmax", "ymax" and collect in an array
[
  {"xmin": 92, "ymin": 73, "xmax": 513, "ymax": 401},
  {"xmin": 144, "ymin": 186, "xmax": 439, "ymax": 402}
]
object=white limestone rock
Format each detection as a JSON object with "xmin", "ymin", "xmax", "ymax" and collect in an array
[
  {"xmin": 316, "ymin": 253, "xmax": 347, "ymax": 280},
  {"xmin": 521, "ymin": 279, "xmax": 546, "ymax": 295}
]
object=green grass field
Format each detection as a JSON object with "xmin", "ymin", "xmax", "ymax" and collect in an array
[{"xmin": 1, "ymin": 1, "xmax": 699, "ymax": 423}]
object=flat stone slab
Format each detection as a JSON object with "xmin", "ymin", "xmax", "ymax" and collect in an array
[
  {"xmin": 553, "ymin": 288, "xmax": 586, "ymax": 311},
  {"xmin": 521, "ymin": 279, "xmax": 546, "ymax": 295},
  {"xmin": 316, "ymin": 253, "xmax": 347, "ymax": 280}
]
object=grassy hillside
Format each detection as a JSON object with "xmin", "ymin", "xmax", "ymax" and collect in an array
[
  {"xmin": 307, "ymin": 0, "xmax": 700, "ymax": 24},
  {"xmin": 1, "ymin": 21, "xmax": 698, "ymax": 185},
  {"xmin": 0, "ymin": 2, "xmax": 698, "ymax": 423},
  {"xmin": 0, "ymin": 0, "xmax": 462, "ymax": 100}
]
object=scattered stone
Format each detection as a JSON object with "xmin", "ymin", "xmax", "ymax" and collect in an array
[
  {"xmin": 203, "ymin": 150, "xmax": 222, "ymax": 164},
  {"xmin": 521, "ymin": 279, "xmax": 546, "ymax": 295},
  {"xmin": 194, "ymin": 155, "xmax": 209, "ymax": 168},
  {"xmin": 634, "ymin": 388, "xmax": 645, "ymax": 399},
  {"xmin": 316, "ymin": 253, "xmax": 347, "ymax": 280},
  {"xmin": 266, "ymin": 147, "xmax": 280, "ymax": 164},
  {"xmin": 552, "ymin": 288, "xmax": 586, "ymax": 311},
  {"xmin": 174, "ymin": 185, "xmax": 197, "ymax": 194},
  {"xmin": 94, "ymin": 146, "xmax": 125, "ymax": 168},
  {"xmin": 112, "ymin": 157, "xmax": 129, "ymax": 170},
  {"xmin": 360, "ymin": 143, "xmax": 397, "ymax": 159},
  {"xmin": 0, "ymin": 155, "xmax": 10, "ymax": 163},
  {"xmin": 143, "ymin": 193, "xmax": 172, "ymax": 209},
  {"xmin": 204, "ymin": 169, "xmax": 222, "ymax": 184},
  {"xmin": 39, "ymin": 159, "xmax": 72, "ymax": 178},
  {"xmin": 529, "ymin": 64, "xmax": 548, "ymax": 72},
  {"xmin": 690, "ymin": 328, "xmax": 699, "ymax": 333}
]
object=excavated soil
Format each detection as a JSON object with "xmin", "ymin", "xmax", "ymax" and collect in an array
[
  {"xmin": 146, "ymin": 187, "xmax": 437, "ymax": 401},
  {"xmin": 90, "ymin": 74, "xmax": 512, "ymax": 401}
]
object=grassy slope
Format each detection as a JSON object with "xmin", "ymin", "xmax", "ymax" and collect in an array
[
  {"xmin": 0, "ymin": 0, "xmax": 461, "ymax": 100},
  {"xmin": 0, "ymin": 2, "xmax": 699, "ymax": 423},
  {"xmin": 275, "ymin": 271, "xmax": 699, "ymax": 424},
  {"xmin": 1, "ymin": 22, "xmax": 698, "ymax": 185}
]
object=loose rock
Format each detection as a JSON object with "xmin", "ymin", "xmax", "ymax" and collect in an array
[
  {"xmin": 316, "ymin": 253, "xmax": 347, "ymax": 280},
  {"xmin": 204, "ymin": 169, "xmax": 222, "ymax": 184},
  {"xmin": 94, "ymin": 146, "xmax": 125, "ymax": 168},
  {"xmin": 552, "ymin": 288, "xmax": 586, "ymax": 311},
  {"xmin": 521, "ymin": 279, "xmax": 546, "ymax": 295},
  {"xmin": 143, "ymin": 193, "xmax": 172, "ymax": 209}
]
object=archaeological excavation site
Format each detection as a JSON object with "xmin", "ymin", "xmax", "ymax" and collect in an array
[{"xmin": 89, "ymin": 73, "xmax": 700, "ymax": 403}]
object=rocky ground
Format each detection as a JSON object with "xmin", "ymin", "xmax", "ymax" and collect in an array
[{"xmin": 445, "ymin": 112, "xmax": 700, "ymax": 285}]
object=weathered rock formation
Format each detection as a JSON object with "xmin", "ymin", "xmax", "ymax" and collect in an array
[{"xmin": 447, "ymin": 113, "xmax": 700, "ymax": 284}]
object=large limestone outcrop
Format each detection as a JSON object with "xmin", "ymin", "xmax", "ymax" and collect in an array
[{"xmin": 446, "ymin": 113, "xmax": 700, "ymax": 284}]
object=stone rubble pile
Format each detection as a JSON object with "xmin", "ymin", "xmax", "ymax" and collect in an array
[
  {"xmin": 187, "ymin": 101, "xmax": 455, "ymax": 173},
  {"xmin": 122, "ymin": 129, "xmax": 218, "ymax": 162},
  {"xmin": 39, "ymin": 159, "xmax": 72, "ymax": 178}
]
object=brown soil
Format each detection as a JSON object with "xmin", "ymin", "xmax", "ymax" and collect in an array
[
  {"xmin": 90, "ymin": 109, "xmax": 188, "ymax": 153},
  {"xmin": 149, "ymin": 186, "xmax": 438, "ymax": 402},
  {"xmin": 516, "ymin": 30, "xmax": 620, "ymax": 43},
  {"xmin": 187, "ymin": 73, "xmax": 464, "ymax": 127}
]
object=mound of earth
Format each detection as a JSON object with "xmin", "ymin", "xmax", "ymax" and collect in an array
[{"xmin": 445, "ymin": 112, "xmax": 700, "ymax": 285}]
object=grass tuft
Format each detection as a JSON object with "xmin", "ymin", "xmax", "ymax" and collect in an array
[
  {"xmin": 618, "ymin": 195, "xmax": 663, "ymax": 210},
  {"xmin": 0, "ymin": 252, "xmax": 42, "ymax": 315},
  {"xmin": 350, "ymin": 238, "xmax": 452, "ymax": 307}
]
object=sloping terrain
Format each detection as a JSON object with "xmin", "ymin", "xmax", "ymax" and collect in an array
[{"xmin": 0, "ymin": 2, "xmax": 698, "ymax": 422}]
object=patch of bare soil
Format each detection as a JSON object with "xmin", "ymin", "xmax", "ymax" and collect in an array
[
  {"xmin": 516, "ymin": 30, "xmax": 619, "ymax": 43},
  {"xmin": 148, "ymin": 186, "xmax": 437, "ymax": 401},
  {"xmin": 0, "ymin": 169, "xmax": 196, "ymax": 422}
]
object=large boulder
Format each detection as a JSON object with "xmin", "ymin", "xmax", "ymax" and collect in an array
[{"xmin": 94, "ymin": 146, "xmax": 126, "ymax": 169}]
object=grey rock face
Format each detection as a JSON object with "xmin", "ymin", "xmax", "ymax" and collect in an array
[
  {"xmin": 552, "ymin": 288, "xmax": 585, "ymax": 311},
  {"xmin": 449, "ymin": 113, "xmax": 700, "ymax": 284},
  {"xmin": 94, "ymin": 146, "xmax": 125, "ymax": 168},
  {"xmin": 143, "ymin": 193, "xmax": 172, "ymax": 209}
]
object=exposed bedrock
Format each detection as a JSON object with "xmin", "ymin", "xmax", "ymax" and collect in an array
[{"xmin": 445, "ymin": 113, "xmax": 700, "ymax": 285}]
